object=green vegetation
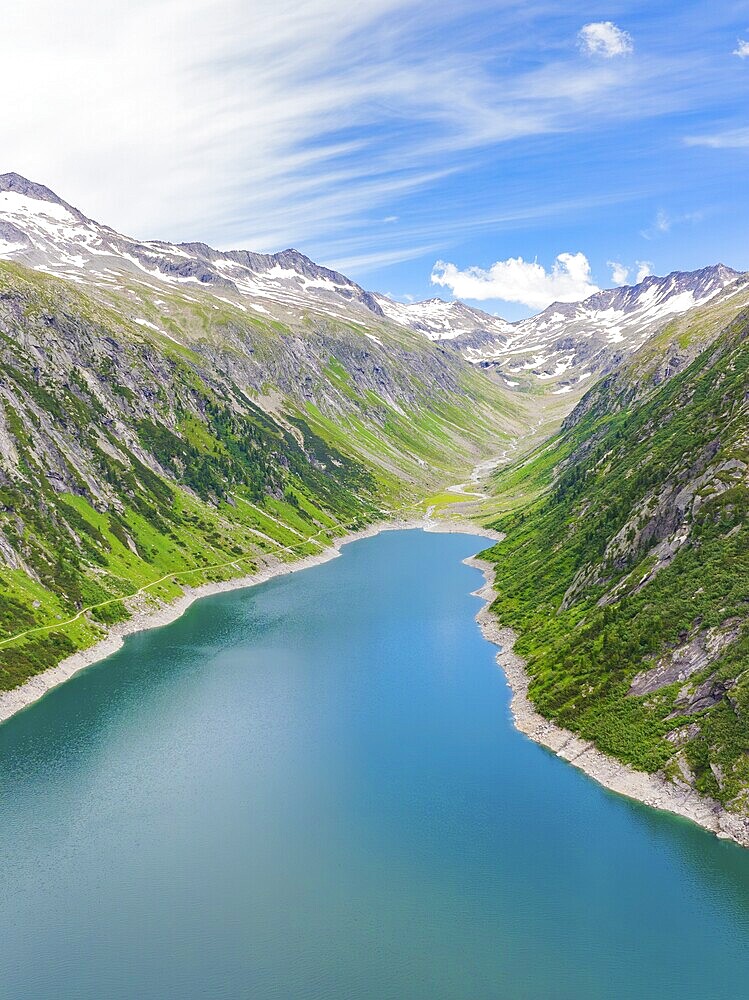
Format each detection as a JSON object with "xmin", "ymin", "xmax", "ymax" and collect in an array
[
  {"xmin": 481, "ymin": 313, "xmax": 749, "ymax": 804},
  {"xmin": 0, "ymin": 260, "xmax": 519, "ymax": 692}
]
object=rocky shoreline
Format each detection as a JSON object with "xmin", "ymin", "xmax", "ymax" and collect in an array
[
  {"xmin": 0, "ymin": 516, "xmax": 499, "ymax": 727},
  {"xmin": 466, "ymin": 555, "xmax": 749, "ymax": 850},
  {"xmin": 11, "ymin": 517, "xmax": 734, "ymax": 853}
]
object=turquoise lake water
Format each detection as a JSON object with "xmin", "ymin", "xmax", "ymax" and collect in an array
[{"xmin": 2, "ymin": 529, "xmax": 749, "ymax": 999}]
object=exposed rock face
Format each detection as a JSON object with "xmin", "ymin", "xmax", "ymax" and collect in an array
[
  {"xmin": 629, "ymin": 622, "xmax": 741, "ymax": 697},
  {"xmin": 672, "ymin": 675, "xmax": 739, "ymax": 717}
]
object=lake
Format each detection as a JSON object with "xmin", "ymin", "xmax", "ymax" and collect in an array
[{"xmin": 2, "ymin": 529, "xmax": 749, "ymax": 999}]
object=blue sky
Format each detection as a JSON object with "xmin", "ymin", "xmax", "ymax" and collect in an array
[{"xmin": 3, "ymin": 0, "xmax": 749, "ymax": 318}]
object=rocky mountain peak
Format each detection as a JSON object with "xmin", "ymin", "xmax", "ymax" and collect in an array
[
  {"xmin": 0, "ymin": 175, "xmax": 383, "ymax": 319},
  {"xmin": 453, "ymin": 263, "xmax": 748, "ymax": 395},
  {"xmin": 0, "ymin": 172, "xmax": 86, "ymax": 219}
]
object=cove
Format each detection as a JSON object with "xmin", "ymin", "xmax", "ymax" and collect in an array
[{"xmin": 2, "ymin": 528, "xmax": 749, "ymax": 1000}]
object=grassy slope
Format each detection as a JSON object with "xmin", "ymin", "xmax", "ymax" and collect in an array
[
  {"xmin": 481, "ymin": 309, "xmax": 749, "ymax": 808},
  {"xmin": 0, "ymin": 261, "xmax": 521, "ymax": 693}
]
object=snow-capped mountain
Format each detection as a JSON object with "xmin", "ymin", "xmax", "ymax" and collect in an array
[
  {"xmin": 371, "ymin": 265, "xmax": 746, "ymax": 395},
  {"xmin": 1, "ymin": 173, "xmax": 745, "ymax": 402},
  {"xmin": 0, "ymin": 172, "xmax": 520, "ymax": 347},
  {"xmin": 459, "ymin": 265, "xmax": 746, "ymax": 394},
  {"xmin": 0, "ymin": 172, "xmax": 384, "ymax": 324},
  {"xmin": 373, "ymin": 295, "xmax": 513, "ymax": 342}
]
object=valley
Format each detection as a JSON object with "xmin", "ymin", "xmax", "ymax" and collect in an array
[{"xmin": 0, "ymin": 171, "xmax": 747, "ymax": 847}]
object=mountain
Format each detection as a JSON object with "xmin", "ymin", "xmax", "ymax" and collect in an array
[
  {"xmin": 372, "ymin": 265, "xmax": 747, "ymax": 398},
  {"xmin": 373, "ymin": 295, "xmax": 513, "ymax": 343},
  {"xmin": 481, "ymin": 288, "xmax": 749, "ymax": 836},
  {"xmin": 457, "ymin": 265, "xmax": 746, "ymax": 392},
  {"xmin": 0, "ymin": 172, "xmax": 388, "ymax": 322},
  {"xmin": 4, "ymin": 171, "xmax": 744, "ymax": 408},
  {"xmin": 0, "ymin": 174, "xmax": 523, "ymax": 693}
]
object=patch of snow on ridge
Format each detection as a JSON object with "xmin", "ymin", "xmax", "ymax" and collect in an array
[
  {"xmin": 265, "ymin": 264, "xmax": 304, "ymax": 282},
  {"xmin": 301, "ymin": 276, "xmax": 347, "ymax": 292},
  {"xmin": 133, "ymin": 317, "xmax": 183, "ymax": 345},
  {"xmin": 0, "ymin": 238, "xmax": 25, "ymax": 255},
  {"xmin": 133, "ymin": 318, "xmax": 162, "ymax": 332},
  {"xmin": 536, "ymin": 356, "xmax": 574, "ymax": 380},
  {"xmin": 215, "ymin": 295, "xmax": 248, "ymax": 312},
  {"xmin": 0, "ymin": 190, "xmax": 75, "ymax": 224},
  {"xmin": 117, "ymin": 251, "xmax": 201, "ymax": 284},
  {"xmin": 507, "ymin": 353, "xmax": 549, "ymax": 373}
]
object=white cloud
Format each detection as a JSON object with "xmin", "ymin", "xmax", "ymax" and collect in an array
[
  {"xmin": 578, "ymin": 22, "xmax": 633, "ymax": 59},
  {"xmin": 607, "ymin": 259, "xmax": 652, "ymax": 285},
  {"xmin": 733, "ymin": 39, "xmax": 749, "ymax": 58},
  {"xmin": 608, "ymin": 261, "xmax": 630, "ymax": 284},
  {"xmin": 431, "ymin": 252, "xmax": 599, "ymax": 309}
]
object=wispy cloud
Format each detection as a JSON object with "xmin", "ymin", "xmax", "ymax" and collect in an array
[
  {"xmin": 733, "ymin": 39, "xmax": 749, "ymax": 58},
  {"xmin": 328, "ymin": 243, "xmax": 445, "ymax": 275},
  {"xmin": 578, "ymin": 22, "xmax": 633, "ymax": 59},
  {"xmin": 640, "ymin": 208, "xmax": 704, "ymax": 239},
  {"xmin": 1, "ymin": 0, "xmax": 746, "ymax": 283},
  {"xmin": 640, "ymin": 209, "xmax": 672, "ymax": 239},
  {"xmin": 431, "ymin": 252, "xmax": 599, "ymax": 309},
  {"xmin": 685, "ymin": 126, "xmax": 749, "ymax": 148}
]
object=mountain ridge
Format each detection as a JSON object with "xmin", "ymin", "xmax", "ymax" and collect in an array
[{"xmin": 3, "ymin": 172, "xmax": 744, "ymax": 401}]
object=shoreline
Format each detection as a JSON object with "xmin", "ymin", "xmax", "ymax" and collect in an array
[
  {"xmin": 465, "ymin": 554, "xmax": 749, "ymax": 850},
  {"xmin": 4, "ymin": 516, "xmax": 747, "ymax": 848},
  {"xmin": 0, "ymin": 515, "xmax": 499, "ymax": 727}
]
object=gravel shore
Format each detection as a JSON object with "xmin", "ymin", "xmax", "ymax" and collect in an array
[
  {"xmin": 5, "ymin": 520, "xmax": 745, "ymax": 849},
  {"xmin": 0, "ymin": 517, "xmax": 498, "ymax": 727},
  {"xmin": 466, "ymin": 555, "xmax": 749, "ymax": 850}
]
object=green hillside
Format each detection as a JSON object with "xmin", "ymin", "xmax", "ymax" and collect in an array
[
  {"xmin": 0, "ymin": 261, "xmax": 521, "ymax": 691},
  {"xmin": 482, "ymin": 307, "xmax": 748, "ymax": 810}
]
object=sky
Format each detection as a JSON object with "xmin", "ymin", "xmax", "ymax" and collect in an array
[{"xmin": 2, "ymin": 0, "xmax": 749, "ymax": 319}]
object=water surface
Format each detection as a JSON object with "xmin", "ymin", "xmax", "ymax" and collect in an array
[{"xmin": 2, "ymin": 530, "xmax": 749, "ymax": 999}]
